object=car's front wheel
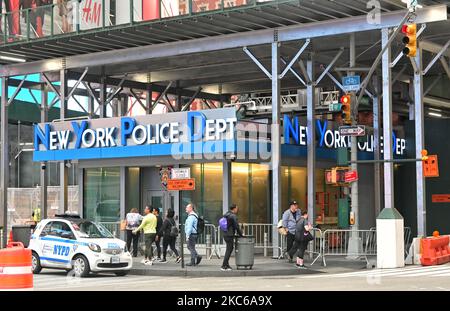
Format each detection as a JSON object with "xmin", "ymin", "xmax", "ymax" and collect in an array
[
  {"xmin": 31, "ymin": 252, "xmax": 42, "ymax": 274},
  {"xmin": 72, "ymin": 255, "xmax": 90, "ymax": 277}
]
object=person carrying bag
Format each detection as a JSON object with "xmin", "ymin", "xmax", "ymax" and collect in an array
[{"xmin": 288, "ymin": 210, "xmax": 313, "ymax": 269}]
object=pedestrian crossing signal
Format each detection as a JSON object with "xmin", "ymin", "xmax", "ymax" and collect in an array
[
  {"xmin": 423, "ymin": 155, "xmax": 439, "ymax": 178},
  {"xmin": 402, "ymin": 24, "xmax": 417, "ymax": 57}
]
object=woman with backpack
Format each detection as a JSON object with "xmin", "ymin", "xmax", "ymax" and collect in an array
[{"xmin": 160, "ymin": 208, "xmax": 181, "ymax": 264}]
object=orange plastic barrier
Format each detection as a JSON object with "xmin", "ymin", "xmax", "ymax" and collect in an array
[
  {"xmin": 420, "ymin": 235, "xmax": 450, "ymax": 266},
  {"xmin": 0, "ymin": 242, "xmax": 33, "ymax": 290}
]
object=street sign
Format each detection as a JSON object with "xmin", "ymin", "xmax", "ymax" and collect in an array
[
  {"xmin": 167, "ymin": 178, "xmax": 196, "ymax": 191},
  {"xmin": 329, "ymin": 103, "xmax": 342, "ymax": 112},
  {"xmin": 344, "ymin": 170, "xmax": 359, "ymax": 183},
  {"xmin": 342, "ymin": 75, "xmax": 361, "ymax": 92},
  {"xmin": 171, "ymin": 168, "xmax": 191, "ymax": 179},
  {"xmin": 339, "ymin": 125, "xmax": 366, "ymax": 136},
  {"xmin": 423, "ymin": 155, "xmax": 439, "ymax": 177},
  {"xmin": 432, "ymin": 194, "xmax": 450, "ymax": 203}
]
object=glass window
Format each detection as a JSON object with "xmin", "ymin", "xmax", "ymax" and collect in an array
[
  {"xmin": 232, "ymin": 163, "xmax": 269, "ymax": 224},
  {"xmin": 180, "ymin": 163, "xmax": 223, "ymax": 224},
  {"xmin": 44, "ymin": 221, "xmax": 75, "ymax": 239},
  {"xmin": 83, "ymin": 167, "xmax": 120, "ymax": 222}
]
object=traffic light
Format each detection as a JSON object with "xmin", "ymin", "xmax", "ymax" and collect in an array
[
  {"xmin": 402, "ymin": 24, "xmax": 417, "ymax": 57},
  {"xmin": 341, "ymin": 94, "xmax": 351, "ymax": 124},
  {"xmin": 421, "ymin": 149, "xmax": 428, "ymax": 161}
]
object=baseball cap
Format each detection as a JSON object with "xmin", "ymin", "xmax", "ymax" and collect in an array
[{"xmin": 289, "ymin": 200, "xmax": 298, "ymax": 206}]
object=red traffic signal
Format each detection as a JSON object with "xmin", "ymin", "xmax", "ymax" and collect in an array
[{"xmin": 401, "ymin": 24, "xmax": 417, "ymax": 57}]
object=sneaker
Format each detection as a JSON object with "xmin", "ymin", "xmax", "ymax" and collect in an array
[
  {"xmin": 159, "ymin": 259, "xmax": 168, "ymax": 263},
  {"xmin": 175, "ymin": 257, "xmax": 181, "ymax": 264},
  {"xmin": 296, "ymin": 264, "xmax": 307, "ymax": 269},
  {"xmin": 156, "ymin": 257, "xmax": 162, "ymax": 261},
  {"xmin": 145, "ymin": 260, "xmax": 153, "ymax": 266},
  {"xmin": 220, "ymin": 266, "xmax": 227, "ymax": 271},
  {"xmin": 196, "ymin": 256, "xmax": 202, "ymax": 265},
  {"xmin": 140, "ymin": 259, "xmax": 147, "ymax": 264},
  {"xmin": 226, "ymin": 266, "xmax": 233, "ymax": 271}
]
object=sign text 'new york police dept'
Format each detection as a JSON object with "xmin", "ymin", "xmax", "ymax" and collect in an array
[{"xmin": 33, "ymin": 108, "xmax": 238, "ymax": 161}]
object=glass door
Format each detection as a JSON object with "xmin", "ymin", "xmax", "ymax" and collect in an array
[{"xmin": 146, "ymin": 190, "xmax": 175, "ymax": 217}]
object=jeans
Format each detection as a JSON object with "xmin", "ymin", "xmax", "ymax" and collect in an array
[
  {"xmin": 286, "ymin": 232, "xmax": 296, "ymax": 256},
  {"xmin": 222, "ymin": 236, "xmax": 234, "ymax": 268},
  {"xmin": 144, "ymin": 233, "xmax": 156, "ymax": 260},
  {"xmin": 155, "ymin": 237, "xmax": 161, "ymax": 258},
  {"xmin": 126, "ymin": 230, "xmax": 140, "ymax": 257},
  {"xmin": 187, "ymin": 234, "xmax": 198, "ymax": 264},
  {"xmin": 288, "ymin": 240, "xmax": 308, "ymax": 260},
  {"xmin": 162, "ymin": 236, "xmax": 179, "ymax": 260}
]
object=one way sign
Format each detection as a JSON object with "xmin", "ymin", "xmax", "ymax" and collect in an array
[{"xmin": 339, "ymin": 125, "xmax": 366, "ymax": 137}]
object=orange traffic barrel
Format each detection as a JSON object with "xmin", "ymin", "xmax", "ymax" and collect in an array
[{"xmin": 0, "ymin": 242, "xmax": 33, "ymax": 290}]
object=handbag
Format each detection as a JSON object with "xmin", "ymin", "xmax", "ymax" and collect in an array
[
  {"xmin": 303, "ymin": 231, "xmax": 314, "ymax": 242},
  {"xmin": 120, "ymin": 220, "xmax": 127, "ymax": 231}
]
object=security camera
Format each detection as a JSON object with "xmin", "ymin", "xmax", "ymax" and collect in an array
[{"xmin": 41, "ymin": 162, "xmax": 46, "ymax": 170}]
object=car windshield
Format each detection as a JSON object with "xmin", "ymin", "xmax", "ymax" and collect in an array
[{"xmin": 73, "ymin": 221, "xmax": 114, "ymax": 239}]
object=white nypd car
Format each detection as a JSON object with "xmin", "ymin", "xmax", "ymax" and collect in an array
[{"xmin": 29, "ymin": 215, "xmax": 132, "ymax": 277}]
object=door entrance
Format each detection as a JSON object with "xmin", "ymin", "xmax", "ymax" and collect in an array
[{"xmin": 145, "ymin": 190, "xmax": 175, "ymax": 217}]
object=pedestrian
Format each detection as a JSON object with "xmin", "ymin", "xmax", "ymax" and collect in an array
[
  {"xmin": 57, "ymin": 0, "xmax": 73, "ymax": 33},
  {"xmin": 281, "ymin": 200, "xmax": 300, "ymax": 262},
  {"xmin": 184, "ymin": 203, "xmax": 202, "ymax": 266},
  {"xmin": 288, "ymin": 210, "xmax": 313, "ymax": 269},
  {"xmin": 220, "ymin": 204, "xmax": 243, "ymax": 271},
  {"xmin": 153, "ymin": 207, "xmax": 163, "ymax": 261},
  {"xmin": 160, "ymin": 208, "xmax": 181, "ymax": 264},
  {"xmin": 133, "ymin": 206, "xmax": 157, "ymax": 266},
  {"xmin": 125, "ymin": 208, "xmax": 143, "ymax": 257}
]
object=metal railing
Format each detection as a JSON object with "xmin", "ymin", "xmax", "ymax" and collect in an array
[
  {"xmin": 0, "ymin": 0, "xmax": 258, "ymax": 45},
  {"xmin": 241, "ymin": 223, "xmax": 283, "ymax": 257},
  {"xmin": 321, "ymin": 229, "xmax": 378, "ymax": 267}
]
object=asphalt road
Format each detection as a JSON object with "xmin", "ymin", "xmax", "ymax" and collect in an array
[{"xmin": 33, "ymin": 264, "xmax": 450, "ymax": 291}]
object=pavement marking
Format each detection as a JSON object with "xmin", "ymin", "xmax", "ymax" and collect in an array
[{"xmin": 301, "ymin": 264, "xmax": 450, "ymax": 279}]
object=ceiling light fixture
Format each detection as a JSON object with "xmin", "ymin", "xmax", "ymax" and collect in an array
[
  {"xmin": 428, "ymin": 112, "xmax": 442, "ymax": 118},
  {"xmin": 0, "ymin": 55, "xmax": 26, "ymax": 63}
]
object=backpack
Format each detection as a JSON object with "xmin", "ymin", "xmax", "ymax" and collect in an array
[
  {"xmin": 169, "ymin": 219, "xmax": 179, "ymax": 237},
  {"xmin": 191, "ymin": 214, "xmax": 205, "ymax": 235},
  {"xmin": 219, "ymin": 215, "xmax": 229, "ymax": 232}
]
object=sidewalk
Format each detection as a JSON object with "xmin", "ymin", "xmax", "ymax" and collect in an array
[{"xmin": 129, "ymin": 255, "xmax": 369, "ymax": 277}]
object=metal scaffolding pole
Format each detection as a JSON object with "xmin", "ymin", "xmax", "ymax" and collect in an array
[
  {"xmin": 60, "ymin": 69, "xmax": 69, "ymax": 213},
  {"xmin": 271, "ymin": 41, "xmax": 282, "ymax": 258},
  {"xmin": 350, "ymin": 33, "xmax": 359, "ymax": 231},
  {"xmin": 222, "ymin": 161, "xmax": 232, "ymax": 216},
  {"xmin": 381, "ymin": 29, "xmax": 394, "ymax": 210},
  {"xmin": 414, "ymin": 46, "xmax": 426, "ymax": 237},
  {"xmin": 1, "ymin": 77, "xmax": 9, "ymax": 248},
  {"xmin": 40, "ymin": 75, "xmax": 48, "ymax": 219},
  {"xmin": 373, "ymin": 76, "xmax": 382, "ymax": 216},
  {"xmin": 307, "ymin": 56, "xmax": 316, "ymax": 224},
  {"xmin": 100, "ymin": 76, "xmax": 107, "ymax": 118}
]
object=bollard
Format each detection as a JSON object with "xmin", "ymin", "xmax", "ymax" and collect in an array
[
  {"xmin": 263, "ymin": 232, "xmax": 268, "ymax": 257},
  {"xmin": 206, "ymin": 234, "xmax": 212, "ymax": 259}
]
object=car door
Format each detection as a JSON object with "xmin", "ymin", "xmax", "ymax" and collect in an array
[
  {"xmin": 39, "ymin": 221, "xmax": 59, "ymax": 268},
  {"xmin": 40, "ymin": 221, "xmax": 76, "ymax": 268}
]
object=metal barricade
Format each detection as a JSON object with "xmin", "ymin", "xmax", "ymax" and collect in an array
[
  {"xmin": 369, "ymin": 226, "xmax": 412, "ymax": 258},
  {"xmin": 241, "ymin": 223, "xmax": 283, "ymax": 258},
  {"xmin": 307, "ymin": 228, "xmax": 323, "ymax": 265},
  {"xmin": 321, "ymin": 229, "xmax": 377, "ymax": 267}
]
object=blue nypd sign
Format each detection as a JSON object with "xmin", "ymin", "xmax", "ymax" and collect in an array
[
  {"xmin": 283, "ymin": 115, "xmax": 407, "ymax": 156},
  {"xmin": 33, "ymin": 108, "xmax": 237, "ymax": 162}
]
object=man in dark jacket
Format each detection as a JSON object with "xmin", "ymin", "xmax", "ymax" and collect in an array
[
  {"xmin": 221, "ymin": 204, "xmax": 243, "ymax": 271},
  {"xmin": 153, "ymin": 207, "xmax": 163, "ymax": 260}
]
